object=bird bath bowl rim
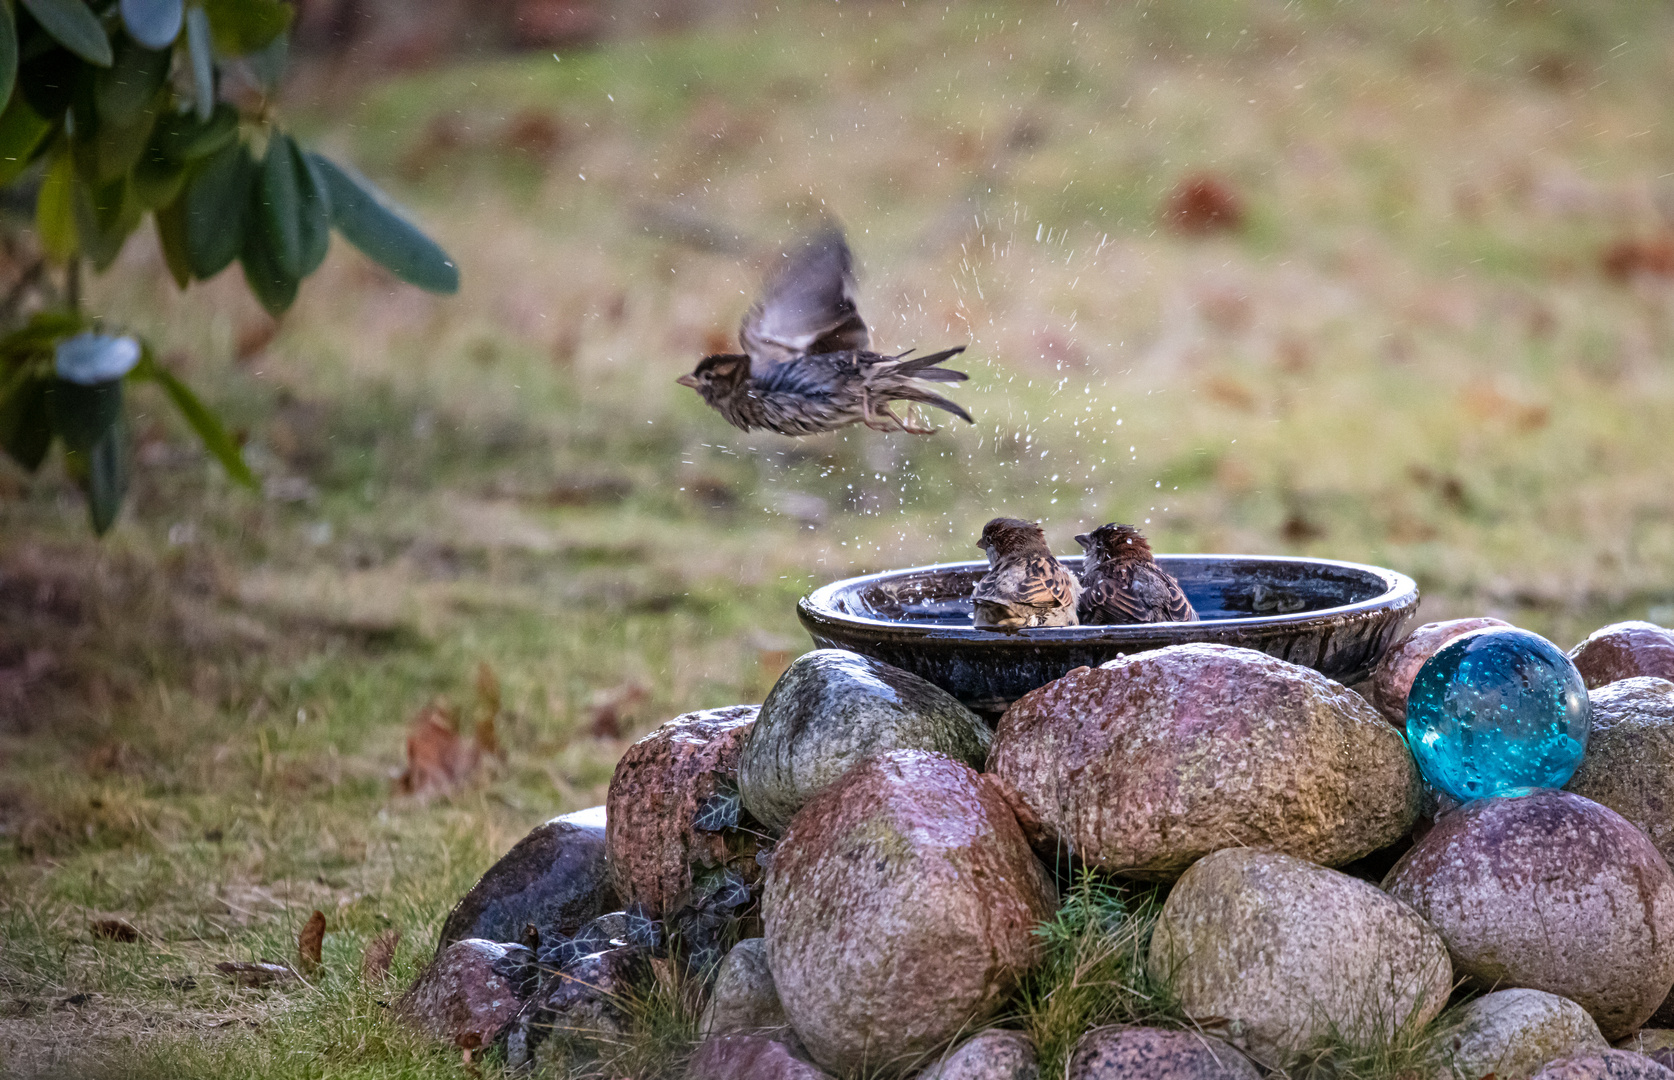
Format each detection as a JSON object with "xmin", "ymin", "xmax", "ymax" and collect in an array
[{"xmin": 796, "ymin": 553, "xmax": 1420, "ymax": 718}]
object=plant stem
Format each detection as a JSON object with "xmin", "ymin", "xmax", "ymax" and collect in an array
[{"xmin": 66, "ymin": 257, "xmax": 81, "ymax": 314}]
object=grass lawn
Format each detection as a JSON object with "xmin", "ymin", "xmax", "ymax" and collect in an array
[{"xmin": 6, "ymin": 0, "xmax": 1674, "ymax": 1075}]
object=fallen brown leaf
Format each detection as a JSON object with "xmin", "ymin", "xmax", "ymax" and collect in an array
[
  {"xmin": 1163, "ymin": 172, "xmax": 1245, "ymax": 235},
  {"xmin": 586, "ymin": 683, "xmax": 647, "ymax": 739},
  {"xmin": 90, "ymin": 918, "xmax": 139, "ymax": 943},
  {"xmin": 215, "ymin": 961, "xmax": 297, "ymax": 988},
  {"xmin": 396, "ymin": 702, "xmax": 479, "ymax": 796},
  {"xmin": 361, "ymin": 927, "xmax": 401, "ymax": 983},
  {"xmin": 298, "ymin": 910, "xmax": 325, "ymax": 974}
]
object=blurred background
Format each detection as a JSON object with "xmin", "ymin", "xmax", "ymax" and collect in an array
[{"xmin": 5, "ymin": 0, "xmax": 1674, "ymax": 1073}]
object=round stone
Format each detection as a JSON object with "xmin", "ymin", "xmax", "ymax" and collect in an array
[
  {"xmin": 1148, "ymin": 849, "xmax": 1453, "ymax": 1067},
  {"xmin": 1384, "ymin": 789, "xmax": 1674, "ymax": 1040},
  {"xmin": 919, "ymin": 1029, "xmax": 1040, "ymax": 1080},
  {"xmin": 1569, "ymin": 622, "xmax": 1674, "ymax": 690},
  {"xmin": 738, "ymin": 649, "xmax": 991, "ymax": 833},
  {"xmin": 436, "ymin": 806, "xmax": 617, "ymax": 953},
  {"xmin": 1432, "ymin": 989, "xmax": 1608, "ymax": 1080},
  {"xmin": 986, "ymin": 644, "xmax": 1419, "ymax": 881},
  {"xmin": 1531, "ymin": 1051, "xmax": 1674, "ymax": 1080},
  {"xmin": 1371, "ymin": 617, "xmax": 1513, "ymax": 725},
  {"xmin": 1564, "ymin": 677, "xmax": 1674, "ymax": 866},
  {"xmin": 1406, "ymin": 627, "xmax": 1590, "ymax": 802},
  {"xmin": 764, "ymin": 749, "xmax": 1055, "ymax": 1075},
  {"xmin": 1068, "ymin": 1026, "xmax": 1261, "ymax": 1080}
]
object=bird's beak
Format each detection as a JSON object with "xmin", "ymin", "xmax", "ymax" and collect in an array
[
  {"xmin": 675, "ymin": 373, "xmax": 699, "ymax": 389},
  {"xmin": 1074, "ymin": 533, "xmax": 1090, "ymax": 548}
]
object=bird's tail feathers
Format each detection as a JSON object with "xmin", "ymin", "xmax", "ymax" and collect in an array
[
  {"xmin": 892, "ymin": 384, "xmax": 974, "ymax": 424},
  {"xmin": 889, "ymin": 346, "xmax": 966, "ymax": 377}
]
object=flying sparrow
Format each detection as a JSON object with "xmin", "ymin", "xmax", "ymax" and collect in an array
[
  {"xmin": 1074, "ymin": 523, "xmax": 1198, "ymax": 624},
  {"xmin": 676, "ymin": 229, "xmax": 973, "ymax": 436},
  {"xmin": 971, "ymin": 517, "xmax": 1082, "ymax": 629}
]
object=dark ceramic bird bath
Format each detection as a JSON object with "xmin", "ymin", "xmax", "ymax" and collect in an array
[{"xmin": 798, "ymin": 554, "xmax": 1420, "ymax": 720}]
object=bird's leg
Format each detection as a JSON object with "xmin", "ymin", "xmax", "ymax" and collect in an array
[
  {"xmin": 861, "ymin": 389, "xmax": 899, "ymax": 432},
  {"xmin": 886, "ymin": 401, "xmax": 936, "ymax": 435}
]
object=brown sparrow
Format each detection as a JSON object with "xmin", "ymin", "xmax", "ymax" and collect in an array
[
  {"xmin": 971, "ymin": 517, "xmax": 1081, "ymax": 629},
  {"xmin": 1074, "ymin": 523, "xmax": 1198, "ymax": 624},
  {"xmin": 676, "ymin": 229, "xmax": 972, "ymax": 436}
]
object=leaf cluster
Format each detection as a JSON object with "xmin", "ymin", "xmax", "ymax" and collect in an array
[{"xmin": 0, "ymin": 0, "xmax": 461, "ymax": 532}]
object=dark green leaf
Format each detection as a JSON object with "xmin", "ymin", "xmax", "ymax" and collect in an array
[
  {"xmin": 82, "ymin": 96, "xmax": 160, "ymax": 182},
  {"xmin": 257, "ymin": 130, "xmax": 302, "ymax": 278},
  {"xmin": 181, "ymin": 137, "xmax": 253, "ymax": 278},
  {"xmin": 18, "ymin": 41, "xmax": 87, "ymax": 120},
  {"xmin": 185, "ymin": 5, "xmax": 211, "ymax": 120},
  {"xmin": 239, "ymin": 200, "xmax": 296, "ymax": 316},
  {"xmin": 154, "ymin": 195, "xmax": 190, "ymax": 286},
  {"xmin": 0, "ymin": 4, "xmax": 18, "ymax": 114},
  {"xmin": 130, "ymin": 139, "xmax": 184, "ymax": 208},
  {"xmin": 121, "ymin": 0, "xmax": 184, "ymax": 50},
  {"xmin": 48, "ymin": 374, "xmax": 121, "ymax": 452},
  {"xmin": 142, "ymin": 356, "xmax": 256, "ymax": 487},
  {"xmin": 0, "ymin": 372, "xmax": 53, "ymax": 471},
  {"xmin": 294, "ymin": 142, "xmax": 329, "ymax": 275},
  {"xmin": 150, "ymin": 101, "xmax": 237, "ymax": 161},
  {"xmin": 95, "ymin": 35, "xmax": 169, "ymax": 128},
  {"xmin": 310, "ymin": 153, "xmax": 459, "ymax": 294},
  {"xmin": 0, "ymin": 95, "xmax": 53, "ymax": 186},
  {"xmin": 19, "ymin": 0, "xmax": 112, "ymax": 67},
  {"xmin": 202, "ymin": 0, "xmax": 290, "ymax": 57},
  {"xmin": 35, "ymin": 149, "xmax": 77, "ymax": 262},
  {"xmin": 692, "ymin": 782, "xmax": 741, "ymax": 833},
  {"xmin": 72, "ymin": 173, "xmax": 140, "ymax": 269},
  {"xmin": 72, "ymin": 412, "xmax": 128, "ymax": 534}
]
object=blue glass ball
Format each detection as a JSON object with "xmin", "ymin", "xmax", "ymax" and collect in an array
[{"xmin": 1406, "ymin": 627, "xmax": 1590, "ymax": 803}]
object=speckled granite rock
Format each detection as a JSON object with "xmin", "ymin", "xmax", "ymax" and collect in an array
[
  {"xmin": 699, "ymin": 937, "xmax": 790, "ymax": 1038},
  {"xmin": 1149, "ymin": 849, "xmax": 1451, "ymax": 1067},
  {"xmin": 1531, "ymin": 1051, "xmax": 1674, "ymax": 1080},
  {"xmin": 919, "ymin": 1029, "xmax": 1039, "ymax": 1080},
  {"xmin": 986, "ymin": 644, "xmax": 1420, "ymax": 881},
  {"xmin": 738, "ymin": 650, "xmax": 991, "ymax": 832},
  {"xmin": 765, "ymin": 750, "xmax": 1055, "ymax": 1076},
  {"xmin": 396, "ymin": 939, "xmax": 537, "ymax": 1049},
  {"xmin": 1384, "ymin": 790, "xmax": 1674, "ymax": 1041},
  {"xmin": 436, "ymin": 805, "xmax": 616, "ymax": 954},
  {"xmin": 1431, "ymin": 989, "xmax": 1608, "ymax": 1080},
  {"xmin": 1569, "ymin": 622, "xmax": 1674, "ymax": 690},
  {"xmin": 605, "ymin": 705, "xmax": 763, "ymax": 919},
  {"xmin": 686, "ymin": 1033, "xmax": 833, "ymax": 1079},
  {"xmin": 1565, "ymin": 678, "xmax": 1674, "ymax": 865},
  {"xmin": 1068, "ymin": 1027, "xmax": 1261, "ymax": 1080},
  {"xmin": 1371, "ymin": 618, "xmax": 1512, "ymax": 725}
]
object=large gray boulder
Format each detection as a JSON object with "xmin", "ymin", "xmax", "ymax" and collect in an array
[
  {"xmin": 1385, "ymin": 790, "xmax": 1674, "ymax": 1041},
  {"xmin": 1565, "ymin": 677, "xmax": 1674, "ymax": 866},
  {"xmin": 739, "ymin": 650, "xmax": 991, "ymax": 832},
  {"xmin": 986, "ymin": 644, "xmax": 1419, "ymax": 880},
  {"xmin": 699, "ymin": 937, "xmax": 790, "ymax": 1039},
  {"xmin": 1148, "ymin": 849, "xmax": 1452, "ymax": 1067},
  {"xmin": 687, "ymin": 1033, "xmax": 833, "ymax": 1080},
  {"xmin": 1432, "ymin": 989, "xmax": 1608, "ymax": 1080},
  {"xmin": 765, "ymin": 750, "xmax": 1056, "ymax": 1076},
  {"xmin": 437, "ymin": 805, "xmax": 616, "ymax": 953},
  {"xmin": 1068, "ymin": 1026, "xmax": 1261, "ymax": 1080}
]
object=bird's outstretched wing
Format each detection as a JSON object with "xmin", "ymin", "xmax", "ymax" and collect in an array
[{"xmin": 740, "ymin": 229, "xmax": 870, "ymax": 373}]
